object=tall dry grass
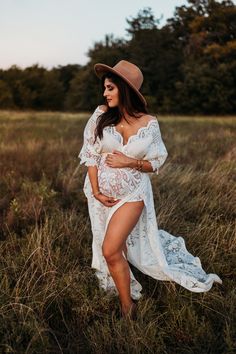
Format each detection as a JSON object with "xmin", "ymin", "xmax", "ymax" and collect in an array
[{"xmin": 0, "ymin": 111, "xmax": 235, "ymax": 353}]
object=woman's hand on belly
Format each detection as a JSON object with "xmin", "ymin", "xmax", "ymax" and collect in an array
[
  {"xmin": 105, "ymin": 150, "xmax": 135, "ymax": 168},
  {"xmin": 95, "ymin": 192, "xmax": 120, "ymax": 207}
]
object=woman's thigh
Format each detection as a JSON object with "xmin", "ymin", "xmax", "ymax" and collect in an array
[{"xmin": 102, "ymin": 200, "xmax": 144, "ymax": 257}]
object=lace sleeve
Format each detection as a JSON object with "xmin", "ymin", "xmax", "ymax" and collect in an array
[
  {"xmin": 148, "ymin": 120, "xmax": 168, "ymax": 175},
  {"xmin": 78, "ymin": 107, "xmax": 102, "ymax": 167}
]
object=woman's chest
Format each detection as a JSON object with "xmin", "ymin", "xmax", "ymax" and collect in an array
[{"xmin": 100, "ymin": 123, "xmax": 154, "ymax": 159}]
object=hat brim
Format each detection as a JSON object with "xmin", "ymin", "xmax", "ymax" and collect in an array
[{"xmin": 94, "ymin": 63, "xmax": 147, "ymax": 106}]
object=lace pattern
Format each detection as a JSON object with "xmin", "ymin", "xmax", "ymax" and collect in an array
[
  {"xmin": 98, "ymin": 155, "xmax": 142, "ymax": 199},
  {"xmin": 78, "ymin": 109, "xmax": 102, "ymax": 167},
  {"xmin": 79, "ymin": 106, "xmax": 222, "ymax": 298},
  {"xmin": 148, "ymin": 120, "xmax": 168, "ymax": 174}
]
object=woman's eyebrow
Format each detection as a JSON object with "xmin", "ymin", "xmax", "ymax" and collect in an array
[{"xmin": 104, "ymin": 84, "xmax": 113, "ymax": 88}]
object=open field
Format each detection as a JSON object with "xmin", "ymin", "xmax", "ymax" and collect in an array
[{"xmin": 0, "ymin": 110, "xmax": 235, "ymax": 353}]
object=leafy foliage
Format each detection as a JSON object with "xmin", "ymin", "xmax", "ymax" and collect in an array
[{"xmin": 0, "ymin": 1, "xmax": 235, "ymax": 114}]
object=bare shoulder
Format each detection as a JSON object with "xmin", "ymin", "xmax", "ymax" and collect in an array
[
  {"xmin": 146, "ymin": 114, "xmax": 157, "ymax": 122},
  {"xmin": 140, "ymin": 114, "xmax": 157, "ymax": 124},
  {"xmin": 98, "ymin": 105, "xmax": 108, "ymax": 112}
]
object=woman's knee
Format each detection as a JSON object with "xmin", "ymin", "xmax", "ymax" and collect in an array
[{"xmin": 102, "ymin": 243, "xmax": 122, "ymax": 264}]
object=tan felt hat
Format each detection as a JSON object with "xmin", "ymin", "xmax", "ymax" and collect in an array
[{"xmin": 94, "ymin": 60, "xmax": 147, "ymax": 106}]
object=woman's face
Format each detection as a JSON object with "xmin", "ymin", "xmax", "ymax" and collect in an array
[{"xmin": 103, "ymin": 78, "xmax": 119, "ymax": 107}]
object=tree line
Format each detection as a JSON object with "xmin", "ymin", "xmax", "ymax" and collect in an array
[{"xmin": 0, "ymin": 0, "xmax": 235, "ymax": 114}]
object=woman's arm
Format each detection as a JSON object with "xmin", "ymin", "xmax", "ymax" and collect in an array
[
  {"xmin": 105, "ymin": 151, "xmax": 155, "ymax": 173},
  {"xmin": 105, "ymin": 119, "xmax": 168, "ymax": 174},
  {"xmin": 126, "ymin": 157, "xmax": 154, "ymax": 173}
]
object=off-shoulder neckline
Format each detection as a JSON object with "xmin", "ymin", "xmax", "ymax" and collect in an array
[
  {"xmin": 112, "ymin": 119, "xmax": 157, "ymax": 146},
  {"xmin": 96, "ymin": 106, "xmax": 158, "ymax": 146}
]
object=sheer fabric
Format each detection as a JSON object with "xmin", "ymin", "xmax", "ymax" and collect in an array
[{"xmin": 78, "ymin": 106, "xmax": 222, "ymax": 299}]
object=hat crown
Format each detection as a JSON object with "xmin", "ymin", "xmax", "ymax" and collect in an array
[
  {"xmin": 112, "ymin": 60, "xmax": 143, "ymax": 90},
  {"xmin": 94, "ymin": 59, "xmax": 147, "ymax": 106}
]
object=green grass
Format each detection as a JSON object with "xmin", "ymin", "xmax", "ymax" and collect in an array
[{"xmin": 0, "ymin": 111, "xmax": 235, "ymax": 353}]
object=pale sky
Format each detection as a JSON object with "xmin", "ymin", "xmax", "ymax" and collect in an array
[{"xmin": 0, "ymin": 0, "xmax": 201, "ymax": 69}]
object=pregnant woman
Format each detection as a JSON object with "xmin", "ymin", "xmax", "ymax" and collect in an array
[{"xmin": 78, "ymin": 60, "xmax": 222, "ymax": 319}]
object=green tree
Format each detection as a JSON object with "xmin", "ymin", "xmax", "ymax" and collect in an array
[
  {"xmin": 0, "ymin": 80, "xmax": 15, "ymax": 108},
  {"xmin": 65, "ymin": 65, "xmax": 99, "ymax": 111},
  {"xmin": 39, "ymin": 70, "xmax": 65, "ymax": 110},
  {"xmin": 170, "ymin": 0, "xmax": 236, "ymax": 113},
  {"xmin": 126, "ymin": 8, "xmax": 183, "ymax": 112},
  {"xmin": 55, "ymin": 64, "xmax": 82, "ymax": 92},
  {"xmin": 0, "ymin": 1, "xmax": 235, "ymax": 113}
]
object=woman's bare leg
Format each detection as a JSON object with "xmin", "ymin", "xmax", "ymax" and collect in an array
[
  {"xmin": 102, "ymin": 201, "xmax": 144, "ymax": 314},
  {"xmin": 122, "ymin": 242, "xmax": 128, "ymax": 259}
]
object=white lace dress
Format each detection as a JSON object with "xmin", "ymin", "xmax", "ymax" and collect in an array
[{"xmin": 78, "ymin": 106, "xmax": 222, "ymax": 300}]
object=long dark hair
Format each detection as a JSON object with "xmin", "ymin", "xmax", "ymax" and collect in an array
[{"xmin": 94, "ymin": 72, "xmax": 148, "ymax": 141}]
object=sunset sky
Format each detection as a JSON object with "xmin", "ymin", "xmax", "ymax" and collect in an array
[{"xmin": 0, "ymin": 0, "xmax": 199, "ymax": 69}]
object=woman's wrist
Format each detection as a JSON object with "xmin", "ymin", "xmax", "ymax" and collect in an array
[
  {"xmin": 136, "ymin": 159, "xmax": 144, "ymax": 171},
  {"xmin": 92, "ymin": 190, "xmax": 101, "ymax": 198},
  {"xmin": 127, "ymin": 157, "xmax": 144, "ymax": 171},
  {"xmin": 127, "ymin": 157, "xmax": 139, "ymax": 169}
]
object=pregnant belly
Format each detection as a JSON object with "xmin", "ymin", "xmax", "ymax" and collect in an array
[{"xmin": 98, "ymin": 159, "xmax": 142, "ymax": 199}]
